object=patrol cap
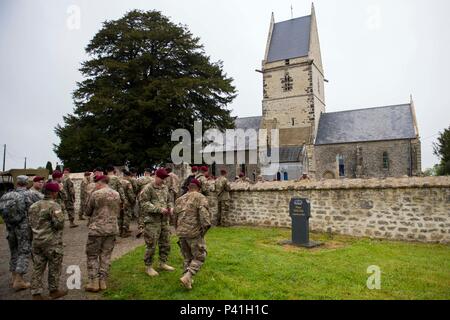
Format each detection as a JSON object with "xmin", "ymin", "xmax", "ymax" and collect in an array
[
  {"xmin": 189, "ymin": 178, "xmax": 201, "ymax": 189},
  {"xmin": 200, "ymin": 166, "xmax": 208, "ymax": 172},
  {"xmin": 94, "ymin": 175, "xmax": 108, "ymax": 183},
  {"xmin": 17, "ymin": 175, "xmax": 29, "ymax": 185},
  {"xmin": 52, "ymin": 170, "xmax": 63, "ymax": 179},
  {"xmin": 33, "ymin": 176, "xmax": 45, "ymax": 182},
  {"xmin": 155, "ymin": 168, "xmax": 169, "ymax": 179},
  {"xmin": 44, "ymin": 182, "xmax": 60, "ymax": 193},
  {"xmin": 191, "ymin": 166, "xmax": 198, "ymax": 173}
]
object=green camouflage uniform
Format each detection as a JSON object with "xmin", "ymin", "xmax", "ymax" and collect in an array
[
  {"xmin": 85, "ymin": 187, "xmax": 120, "ymax": 281},
  {"xmin": 136, "ymin": 176, "xmax": 154, "ymax": 229},
  {"xmin": 62, "ymin": 175, "xmax": 76, "ymax": 223},
  {"xmin": 174, "ymin": 191, "xmax": 211, "ymax": 276},
  {"xmin": 138, "ymin": 182, "xmax": 173, "ymax": 266},
  {"xmin": 79, "ymin": 177, "xmax": 90, "ymax": 218},
  {"xmin": 28, "ymin": 196, "xmax": 65, "ymax": 295},
  {"xmin": 107, "ymin": 175, "xmax": 128, "ymax": 208},
  {"xmin": 119, "ymin": 177, "xmax": 136, "ymax": 234},
  {"xmin": 195, "ymin": 173, "xmax": 210, "ymax": 196},
  {"xmin": 214, "ymin": 176, "xmax": 231, "ymax": 226}
]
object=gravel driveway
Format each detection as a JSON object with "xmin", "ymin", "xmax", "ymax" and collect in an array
[{"xmin": 0, "ymin": 219, "xmax": 144, "ymax": 300}]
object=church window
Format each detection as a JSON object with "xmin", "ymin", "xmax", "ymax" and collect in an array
[
  {"xmin": 291, "ymin": 118, "xmax": 295, "ymax": 126},
  {"xmin": 383, "ymin": 152, "xmax": 389, "ymax": 169},
  {"xmin": 337, "ymin": 154, "xmax": 345, "ymax": 177},
  {"xmin": 281, "ymin": 72, "xmax": 293, "ymax": 92},
  {"xmin": 283, "ymin": 172, "xmax": 288, "ymax": 181}
]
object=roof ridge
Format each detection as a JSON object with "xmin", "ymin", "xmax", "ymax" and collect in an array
[{"xmin": 323, "ymin": 103, "xmax": 411, "ymax": 116}]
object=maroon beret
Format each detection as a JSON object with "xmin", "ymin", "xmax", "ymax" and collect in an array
[
  {"xmin": 189, "ymin": 179, "xmax": 201, "ymax": 188},
  {"xmin": 200, "ymin": 166, "xmax": 208, "ymax": 172},
  {"xmin": 52, "ymin": 170, "xmax": 63, "ymax": 179},
  {"xmin": 94, "ymin": 175, "xmax": 108, "ymax": 183},
  {"xmin": 239, "ymin": 173, "xmax": 245, "ymax": 178},
  {"xmin": 191, "ymin": 166, "xmax": 198, "ymax": 172},
  {"xmin": 220, "ymin": 169, "xmax": 227, "ymax": 175},
  {"xmin": 155, "ymin": 168, "xmax": 169, "ymax": 179},
  {"xmin": 44, "ymin": 182, "xmax": 60, "ymax": 193},
  {"xmin": 33, "ymin": 176, "xmax": 44, "ymax": 182}
]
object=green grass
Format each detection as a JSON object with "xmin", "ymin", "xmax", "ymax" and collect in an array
[
  {"xmin": 0, "ymin": 216, "xmax": 3, "ymax": 224},
  {"xmin": 104, "ymin": 226, "xmax": 450, "ymax": 300}
]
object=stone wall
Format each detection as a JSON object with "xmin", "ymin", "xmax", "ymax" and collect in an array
[{"xmin": 221, "ymin": 177, "xmax": 450, "ymax": 244}]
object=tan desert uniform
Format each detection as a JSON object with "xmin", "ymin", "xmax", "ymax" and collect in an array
[
  {"xmin": 85, "ymin": 187, "xmax": 120, "ymax": 282},
  {"xmin": 214, "ymin": 176, "xmax": 231, "ymax": 226},
  {"xmin": 175, "ymin": 191, "xmax": 211, "ymax": 276}
]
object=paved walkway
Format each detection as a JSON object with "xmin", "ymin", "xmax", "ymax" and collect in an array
[{"xmin": 0, "ymin": 220, "xmax": 143, "ymax": 300}]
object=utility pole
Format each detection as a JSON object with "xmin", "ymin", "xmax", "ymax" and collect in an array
[
  {"xmin": 2, "ymin": 144, "xmax": 5, "ymax": 172},
  {"xmin": 24, "ymin": 157, "xmax": 27, "ymax": 169}
]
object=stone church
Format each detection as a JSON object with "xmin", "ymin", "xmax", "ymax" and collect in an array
[{"xmin": 213, "ymin": 4, "xmax": 421, "ymax": 181}]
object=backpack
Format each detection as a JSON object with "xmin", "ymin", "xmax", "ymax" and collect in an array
[{"xmin": 0, "ymin": 191, "xmax": 26, "ymax": 225}]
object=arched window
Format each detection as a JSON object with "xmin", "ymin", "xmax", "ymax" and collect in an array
[
  {"xmin": 276, "ymin": 172, "xmax": 281, "ymax": 181},
  {"xmin": 337, "ymin": 154, "xmax": 345, "ymax": 177},
  {"xmin": 383, "ymin": 152, "xmax": 389, "ymax": 169},
  {"xmin": 283, "ymin": 172, "xmax": 288, "ymax": 181}
]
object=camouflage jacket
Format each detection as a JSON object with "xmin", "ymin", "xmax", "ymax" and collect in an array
[
  {"xmin": 85, "ymin": 186, "xmax": 120, "ymax": 236},
  {"xmin": 174, "ymin": 191, "xmax": 211, "ymax": 238},
  {"xmin": 215, "ymin": 176, "xmax": 231, "ymax": 201},
  {"xmin": 29, "ymin": 187, "xmax": 45, "ymax": 203},
  {"xmin": 28, "ymin": 196, "xmax": 64, "ymax": 249},
  {"xmin": 137, "ymin": 176, "xmax": 154, "ymax": 194},
  {"xmin": 80, "ymin": 177, "xmax": 90, "ymax": 206},
  {"xmin": 108, "ymin": 175, "xmax": 128, "ymax": 207},
  {"xmin": 120, "ymin": 177, "xmax": 136, "ymax": 208},
  {"xmin": 0, "ymin": 187, "xmax": 35, "ymax": 225},
  {"xmin": 138, "ymin": 182, "xmax": 172, "ymax": 224},
  {"xmin": 63, "ymin": 176, "xmax": 76, "ymax": 203},
  {"xmin": 130, "ymin": 178, "xmax": 138, "ymax": 197},
  {"xmin": 166, "ymin": 173, "xmax": 180, "ymax": 195},
  {"xmin": 195, "ymin": 173, "xmax": 210, "ymax": 196}
]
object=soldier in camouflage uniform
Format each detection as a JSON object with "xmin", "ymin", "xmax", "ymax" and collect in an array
[
  {"xmin": 175, "ymin": 178, "xmax": 211, "ymax": 290},
  {"xmin": 52, "ymin": 170, "xmax": 78, "ymax": 228},
  {"xmin": 29, "ymin": 176, "xmax": 45, "ymax": 203},
  {"xmin": 79, "ymin": 172, "xmax": 91, "ymax": 221},
  {"xmin": 106, "ymin": 165, "xmax": 128, "ymax": 211},
  {"xmin": 28, "ymin": 182, "xmax": 68, "ymax": 300},
  {"xmin": 195, "ymin": 166, "xmax": 210, "ymax": 196},
  {"xmin": 0, "ymin": 175, "xmax": 37, "ymax": 291},
  {"xmin": 119, "ymin": 170, "xmax": 136, "ymax": 237},
  {"xmin": 138, "ymin": 168, "xmax": 175, "ymax": 277},
  {"xmin": 135, "ymin": 168, "xmax": 155, "ymax": 237},
  {"xmin": 84, "ymin": 175, "xmax": 120, "ymax": 292},
  {"xmin": 214, "ymin": 169, "xmax": 231, "ymax": 226},
  {"xmin": 62, "ymin": 168, "xmax": 77, "ymax": 226}
]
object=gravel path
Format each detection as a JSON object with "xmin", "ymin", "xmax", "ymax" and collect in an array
[{"xmin": 0, "ymin": 219, "xmax": 144, "ymax": 300}]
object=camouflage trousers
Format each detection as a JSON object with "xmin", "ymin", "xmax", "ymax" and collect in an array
[
  {"xmin": 86, "ymin": 235, "xmax": 116, "ymax": 280},
  {"xmin": 217, "ymin": 200, "xmax": 230, "ymax": 226},
  {"xmin": 118, "ymin": 207, "xmax": 133, "ymax": 233},
  {"xmin": 178, "ymin": 236, "xmax": 207, "ymax": 275},
  {"xmin": 143, "ymin": 220, "xmax": 171, "ymax": 266},
  {"xmin": 31, "ymin": 245, "xmax": 63, "ymax": 295},
  {"xmin": 6, "ymin": 221, "xmax": 31, "ymax": 275},
  {"xmin": 64, "ymin": 201, "xmax": 75, "ymax": 223}
]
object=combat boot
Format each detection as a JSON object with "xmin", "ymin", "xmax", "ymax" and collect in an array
[
  {"xmin": 69, "ymin": 221, "xmax": 79, "ymax": 228},
  {"xmin": 180, "ymin": 272, "xmax": 193, "ymax": 290},
  {"xmin": 32, "ymin": 294, "xmax": 49, "ymax": 300},
  {"xmin": 99, "ymin": 279, "xmax": 107, "ymax": 291},
  {"xmin": 84, "ymin": 278, "xmax": 100, "ymax": 292},
  {"xmin": 49, "ymin": 289, "xmax": 68, "ymax": 299},
  {"xmin": 146, "ymin": 267, "xmax": 159, "ymax": 277},
  {"xmin": 159, "ymin": 263, "xmax": 175, "ymax": 272},
  {"xmin": 13, "ymin": 274, "xmax": 31, "ymax": 291}
]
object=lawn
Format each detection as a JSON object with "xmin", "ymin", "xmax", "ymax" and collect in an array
[{"xmin": 104, "ymin": 226, "xmax": 450, "ymax": 300}]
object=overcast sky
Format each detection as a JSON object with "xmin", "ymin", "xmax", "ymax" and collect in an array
[{"xmin": 0, "ymin": 0, "xmax": 449, "ymax": 171}]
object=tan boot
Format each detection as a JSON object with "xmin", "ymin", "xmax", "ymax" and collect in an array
[
  {"xmin": 146, "ymin": 267, "xmax": 159, "ymax": 277},
  {"xmin": 69, "ymin": 221, "xmax": 79, "ymax": 228},
  {"xmin": 13, "ymin": 274, "xmax": 30, "ymax": 291},
  {"xmin": 99, "ymin": 279, "xmax": 107, "ymax": 291},
  {"xmin": 180, "ymin": 272, "xmax": 193, "ymax": 290},
  {"xmin": 159, "ymin": 263, "xmax": 175, "ymax": 272},
  {"xmin": 84, "ymin": 278, "xmax": 100, "ymax": 292},
  {"xmin": 10, "ymin": 272, "xmax": 17, "ymax": 287},
  {"xmin": 49, "ymin": 289, "xmax": 68, "ymax": 300},
  {"xmin": 32, "ymin": 294, "xmax": 49, "ymax": 300}
]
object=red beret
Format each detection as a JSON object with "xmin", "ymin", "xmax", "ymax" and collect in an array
[
  {"xmin": 191, "ymin": 166, "xmax": 198, "ymax": 172},
  {"xmin": 63, "ymin": 168, "xmax": 70, "ymax": 173},
  {"xmin": 33, "ymin": 176, "xmax": 44, "ymax": 182},
  {"xmin": 44, "ymin": 182, "xmax": 60, "ymax": 193},
  {"xmin": 155, "ymin": 168, "xmax": 169, "ymax": 179},
  {"xmin": 84, "ymin": 172, "xmax": 91, "ymax": 177},
  {"xmin": 52, "ymin": 170, "xmax": 63, "ymax": 179},
  {"xmin": 189, "ymin": 179, "xmax": 201, "ymax": 188},
  {"xmin": 94, "ymin": 175, "xmax": 108, "ymax": 183},
  {"xmin": 220, "ymin": 169, "xmax": 227, "ymax": 175},
  {"xmin": 239, "ymin": 173, "xmax": 245, "ymax": 178},
  {"xmin": 200, "ymin": 166, "xmax": 208, "ymax": 172}
]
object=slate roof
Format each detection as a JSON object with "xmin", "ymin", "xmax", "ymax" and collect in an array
[
  {"xmin": 270, "ymin": 146, "xmax": 305, "ymax": 163},
  {"xmin": 267, "ymin": 15, "xmax": 311, "ymax": 62},
  {"xmin": 315, "ymin": 104, "xmax": 417, "ymax": 145},
  {"xmin": 235, "ymin": 116, "xmax": 262, "ymax": 131}
]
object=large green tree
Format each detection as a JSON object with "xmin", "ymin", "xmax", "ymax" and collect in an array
[
  {"xmin": 54, "ymin": 10, "xmax": 236, "ymax": 172},
  {"xmin": 433, "ymin": 126, "xmax": 450, "ymax": 175}
]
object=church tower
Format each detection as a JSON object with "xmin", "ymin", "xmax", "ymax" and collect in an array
[{"xmin": 261, "ymin": 4, "xmax": 325, "ymax": 173}]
